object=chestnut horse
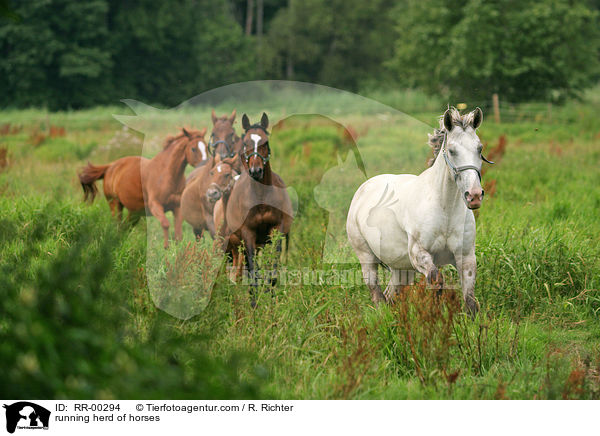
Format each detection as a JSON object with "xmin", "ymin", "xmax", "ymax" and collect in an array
[
  {"xmin": 181, "ymin": 155, "xmax": 240, "ymax": 239},
  {"xmin": 219, "ymin": 113, "xmax": 293, "ymax": 307},
  {"xmin": 78, "ymin": 127, "xmax": 207, "ymax": 247}
]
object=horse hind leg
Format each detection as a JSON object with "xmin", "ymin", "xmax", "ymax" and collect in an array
[
  {"xmin": 127, "ymin": 210, "xmax": 142, "ymax": 226},
  {"xmin": 384, "ymin": 268, "xmax": 408, "ymax": 302},
  {"xmin": 108, "ymin": 198, "xmax": 123, "ymax": 221},
  {"xmin": 266, "ymin": 228, "xmax": 284, "ymax": 288},
  {"xmin": 355, "ymin": 249, "xmax": 385, "ymax": 305}
]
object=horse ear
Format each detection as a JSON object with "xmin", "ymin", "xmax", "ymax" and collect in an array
[
  {"xmin": 242, "ymin": 114, "xmax": 250, "ymax": 130},
  {"xmin": 211, "ymin": 109, "xmax": 217, "ymax": 124},
  {"xmin": 200, "ymin": 127, "xmax": 207, "ymax": 137},
  {"xmin": 182, "ymin": 127, "xmax": 192, "ymax": 138},
  {"xmin": 229, "ymin": 109, "xmax": 236, "ymax": 123},
  {"xmin": 260, "ymin": 112, "xmax": 269, "ymax": 129},
  {"xmin": 443, "ymin": 109, "xmax": 453, "ymax": 131},
  {"xmin": 472, "ymin": 107, "xmax": 483, "ymax": 129}
]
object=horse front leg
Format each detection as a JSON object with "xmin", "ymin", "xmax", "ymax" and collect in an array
[
  {"xmin": 454, "ymin": 249, "xmax": 479, "ymax": 317},
  {"xmin": 205, "ymin": 213, "xmax": 217, "ymax": 239},
  {"xmin": 148, "ymin": 199, "xmax": 170, "ymax": 249},
  {"xmin": 172, "ymin": 205, "xmax": 183, "ymax": 242},
  {"xmin": 408, "ymin": 238, "xmax": 443, "ymax": 292},
  {"xmin": 241, "ymin": 228, "xmax": 258, "ymax": 308},
  {"xmin": 268, "ymin": 226, "xmax": 284, "ymax": 287}
]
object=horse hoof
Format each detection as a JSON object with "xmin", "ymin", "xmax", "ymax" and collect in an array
[
  {"xmin": 371, "ymin": 294, "xmax": 386, "ymax": 307},
  {"xmin": 465, "ymin": 297, "xmax": 479, "ymax": 318}
]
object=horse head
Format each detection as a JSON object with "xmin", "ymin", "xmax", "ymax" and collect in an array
[
  {"xmin": 206, "ymin": 155, "xmax": 239, "ymax": 203},
  {"xmin": 181, "ymin": 127, "xmax": 208, "ymax": 167},
  {"xmin": 209, "ymin": 109, "xmax": 239, "ymax": 160},
  {"xmin": 440, "ymin": 107, "xmax": 493, "ymax": 210},
  {"xmin": 241, "ymin": 112, "xmax": 270, "ymax": 181}
]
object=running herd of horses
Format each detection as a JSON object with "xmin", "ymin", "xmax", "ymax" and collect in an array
[{"xmin": 78, "ymin": 107, "xmax": 491, "ymax": 314}]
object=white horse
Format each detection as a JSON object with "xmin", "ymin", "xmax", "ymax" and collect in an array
[{"xmin": 346, "ymin": 107, "xmax": 493, "ymax": 315}]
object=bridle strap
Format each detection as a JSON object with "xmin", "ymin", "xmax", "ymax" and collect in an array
[
  {"xmin": 208, "ymin": 138, "xmax": 235, "ymax": 158},
  {"xmin": 244, "ymin": 142, "xmax": 270, "ymax": 164},
  {"xmin": 441, "ymin": 131, "xmax": 494, "ymax": 181},
  {"xmin": 243, "ymin": 125, "xmax": 271, "ymax": 164},
  {"xmin": 443, "ymin": 149, "xmax": 482, "ymax": 181}
]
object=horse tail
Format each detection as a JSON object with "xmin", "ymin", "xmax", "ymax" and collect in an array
[{"xmin": 78, "ymin": 162, "xmax": 110, "ymax": 203}]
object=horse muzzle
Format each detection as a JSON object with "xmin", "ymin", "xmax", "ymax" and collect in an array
[
  {"xmin": 464, "ymin": 189, "xmax": 484, "ymax": 209},
  {"xmin": 207, "ymin": 186, "xmax": 222, "ymax": 203},
  {"xmin": 249, "ymin": 167, "xmax": 263, "ymax": 181}
]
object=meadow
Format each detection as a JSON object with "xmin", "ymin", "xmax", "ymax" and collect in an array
[{"xmin": 1, "ymin": 87, "xmax": 599, "ymax": 399}]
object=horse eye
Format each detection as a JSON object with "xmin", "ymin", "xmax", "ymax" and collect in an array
[{"xmin": 449, "ymin": 149, "xmax": 457, "ymax": 156}]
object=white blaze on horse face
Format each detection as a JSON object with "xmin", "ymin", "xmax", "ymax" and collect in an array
[
  {"xmin": 250, "ymin": 134, "xmax": 262, "ymax": 154},
  {"xmin": 217, "ymin": 164, "xmax": 222, "ymax": 173},
  {"xmin": 198, "ymin": 141, "xmax": 207, "ymax": 160}
]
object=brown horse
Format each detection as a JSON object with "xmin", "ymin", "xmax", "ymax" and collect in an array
[
  {"xmin": 184, "ymin": 109, "xmax": 241, "ymax": 183},
  {"xmin": 208, "ymin": 109, "xmax": 243, "ymax": 159},
  {"xmin": 78, "ymin": 127, "xmax": 207, "ymax": 247},
  {"xmin": 219, "ymin": 113, "xmax": 293, "ymax": 306},
  {"xmin": 181, "ymin": 155, "xmax": 240, "ymax": 239}
]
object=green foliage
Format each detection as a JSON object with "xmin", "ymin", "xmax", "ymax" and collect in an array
[
  {"xmin": 0, "ymin": 0, "xmax": 256, "ymax": 109},
  {"xmin": 108, "ymin": 0, "xmax": 256, "ymax": 107},
  {"xmin": 0, "ymin": 197, "xmax": 263, "ymax": 398},
  {"xmin": 0, "ymin": 0, "xmax": 113, "ymax": 109},
  {"xmin": 390, "ymin": 0, "xmax": 600, "ymax": 102},
  {"xmin": 263, "ymin": 0, "xmax": 396, "ymax": 90}
]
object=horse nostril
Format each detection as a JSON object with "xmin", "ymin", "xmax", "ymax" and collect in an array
[{"xmin": 464, "ymin": 191, "xmax": 470, "ymax": 201}]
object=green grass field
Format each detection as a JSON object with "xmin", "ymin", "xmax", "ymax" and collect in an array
[{"xmin": 1, "ymin": 88, "xmax": 599, "ymax": 399}]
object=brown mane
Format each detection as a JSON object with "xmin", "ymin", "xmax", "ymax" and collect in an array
[{"xmin": 163, "ymin": 129, "xmax": 200, "ymax": 150}]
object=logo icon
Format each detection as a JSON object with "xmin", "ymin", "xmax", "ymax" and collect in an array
[{"xmin": 3, "ymin": 402, "xmax": 50, "ymax": 434}]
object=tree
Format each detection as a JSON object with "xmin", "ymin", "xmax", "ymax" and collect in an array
[
  {"xmin": 263, "ymin": 0, "xmax": 397, "ymax": 91},
  {"xmin": 0, "ymin": 0, "xmax": 113, "ymax": 109},
  {"xmin": 0, "ymin": 0, "xmax": 257, "ymax": 109},
  {"xmin": 389, "ymin": 0, "xmax": 600, "ymax": 102}
]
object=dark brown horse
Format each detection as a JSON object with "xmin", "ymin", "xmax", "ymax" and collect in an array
[
  {"xmin": 219, "ymin": 113, "xmax": 293, "ymax": 306},
  {"xmin": 78, "ymin": 127, "xmax": 207, "ymax": 247},
  {"xmin": 181, "ymin": 155, "xmax": 240, "ymax": 239}
]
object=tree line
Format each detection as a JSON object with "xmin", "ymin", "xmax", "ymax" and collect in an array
[{"xmin": 0, "ymin": 0, "xmax": 598, "ymax": 110}]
